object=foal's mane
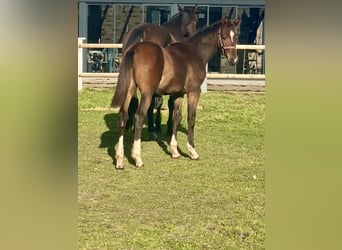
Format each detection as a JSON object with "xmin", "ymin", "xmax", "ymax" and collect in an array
[
  {"xmin": 188, "ymin": 19, "xmax": 221, "ymax": 41},
  {"xmin": 164, "ymin": 12, "xmax": 181, "ymax": 25}
]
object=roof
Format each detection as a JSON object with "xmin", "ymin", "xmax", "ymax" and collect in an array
[{"xmin": 78, "ymin": 0, "xmax": 265, "ymax": 7}]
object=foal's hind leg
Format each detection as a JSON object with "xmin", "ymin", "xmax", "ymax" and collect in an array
[
  {"xmin": 131, "ymin": 93, "xmax": 153, "ymax": 167},
  {"xmin": 170, "ymin": 96, "xmax": 184, "ymax": 159},
  {"xmin": 115, "ymin": 88, "xmax": 136, "ymax": 169},
  {"xmin": 115, "ymin": 107, "xmax": 128, "ymax": 169},
  {"xmin": 126, "ymin": 96, "xmax": 138, "ymax": 131}
]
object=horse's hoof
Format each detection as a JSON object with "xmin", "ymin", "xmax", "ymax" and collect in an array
[
  {"xmin": 190, "ymin": 155, "xmax": 199, "ymax": 160},
  {"xmin": 135, "ymin": 161, "xmax": 144, "ymax": 168},
  {"xmin": 115, "ymin": 158, "xmax": 124, "ymax": 169},
  {"xmin": 186, "ymin": 142, "xmax": 199, "ymax": 160},
  {"xmin": 115, "ymin": 164, "xmax": 124, "ymax": 170},
  {"xmin": 172, "ymin": 153, "xmax": 181, "ymax": 159},
  {"xmin": 133, "ymin": 156, "xmax": 144, "ymax": 168}
]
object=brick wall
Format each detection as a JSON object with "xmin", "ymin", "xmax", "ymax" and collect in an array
[{"xmin": 101, "ymin": 5, "xmax": 143, "ymax": 43}]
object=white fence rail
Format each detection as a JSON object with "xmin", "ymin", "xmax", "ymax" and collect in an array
[{"xmin": 78, "ymin": 37, "xmax": 265, "ymax": 90}]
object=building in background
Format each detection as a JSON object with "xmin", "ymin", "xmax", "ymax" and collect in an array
[{"xmin": 78, "ymin": 0, "xmax": 265, "ymax": 74}]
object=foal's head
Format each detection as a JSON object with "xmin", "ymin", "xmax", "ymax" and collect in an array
[
  {"xmin": 178, "ymin": 4, "xmax": 198, "ymax": 38},
  {"xmin": 218, "ymin": 17, "xmax": 241, "ymax": 65}
]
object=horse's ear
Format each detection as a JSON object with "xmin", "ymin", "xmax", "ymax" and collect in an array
[
  {"xmin": 233, "ymin": 18, "xmax": 241, "ymax": 27},
  {"xmin": 221, "ymin": 16, "xmax": 228, "ymax": 25},
  {"xmin": 177, "ymin": 4, "xmax": 183, "ymax": 12},
  {"xmin": 193, "ymin": 4, "xmax": 199, "ymax": 14}
]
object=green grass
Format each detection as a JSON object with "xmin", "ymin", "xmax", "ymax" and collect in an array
[{"xmin": 78, "ymin": 87, "xmax": 265, "ymax": 249}]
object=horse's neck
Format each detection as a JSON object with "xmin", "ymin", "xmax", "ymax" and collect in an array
[
  {"xmin": 188, "ymin": 29, "xmax": 219, "ymax": 64},
  {"xmin": 161, "ymin": 17, "xmax": 183, "ymax": 41}
]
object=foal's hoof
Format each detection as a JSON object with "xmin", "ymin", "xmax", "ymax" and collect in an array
[
  {"xmin": 186, "ymin": 142, "xmax": 199, "ymax": 160},
  {"xmin": 115, "ymin": 159, "xmax": 124, "ymax": 170},
  {"xmin": 132, "ymin": 155, "xmax": 144, "ymax": 168},
  {"xmin": 135, "ymin": 161, "xmax": 144, "ymax": 168},
  {"xmin": 190, "ymin": 155, "xmax": 199, "ymax": 160},
  {"xmin": 171, "ymin": 152, "xmax": 181, "ymax": 159},
  {"xmin": 115, "ymin": 164, "xmax": 124, "ymax": 170}
]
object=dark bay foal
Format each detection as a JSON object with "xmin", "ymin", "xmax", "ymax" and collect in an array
[{"xmin": 111, "ymin": 17, "xmax": 240, "ymax": 168}]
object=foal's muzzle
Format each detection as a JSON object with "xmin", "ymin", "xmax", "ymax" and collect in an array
[
  {"xmin": 221, "ymin": 44, "xmax": 238, "ymax": 66},
  {"xmin": 228, "ymin": 56, "xmax": 238, "ymax": 66}
]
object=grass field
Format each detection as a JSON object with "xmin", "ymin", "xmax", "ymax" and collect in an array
[{"xmin": 78, "ymin": 87, "xmax": 265, "ymax": 249}]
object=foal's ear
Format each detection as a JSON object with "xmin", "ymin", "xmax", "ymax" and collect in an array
[
  {"xmin": 233, "ymin": 18, "xmax": 241, "ymax": 27},
  {"xmin": 193, "ymin": 4, "xmax": 199, "ymax": 14},
  {"xmin": 177, "ymin": 4, "xmax": 184, "ymax": 12},
  {"xmin": 221, "ymin": 16, "xmax": 229, "ymax": 25}
]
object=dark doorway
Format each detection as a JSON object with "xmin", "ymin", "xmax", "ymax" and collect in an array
[
  {"xmin": 88, "ymin": 5, "xmax": 102, "ymax": 43},
  {"xmin": 208, "ymin": 7, "xmax": 222, "ymax": 72}
]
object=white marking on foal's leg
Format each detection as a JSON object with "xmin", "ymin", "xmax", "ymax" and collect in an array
[
  {"xmin": 170, "ymin": 135, "xmax": 180, "ymax": 159},
  {"xmin": 187, "ymin": 142, "xmax": 199, "ymax": 160},
  {"xmin": 131, "ymin": 139, "xmax": 143, "ymax": 167},
  {"xmin": 115, "ymin": 136, "xmax": 124, "ymax": 169}
]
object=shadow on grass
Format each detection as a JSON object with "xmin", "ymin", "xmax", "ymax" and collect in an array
[{"xmin": 99, "ymin": 113, "xmax": 189, "ymax": 167}]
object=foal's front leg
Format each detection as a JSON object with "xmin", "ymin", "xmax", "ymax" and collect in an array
[
  {"xmin": 147, "ymin": 95, "xmax": 163, "ymax": 140},
  {"xmin": 147, "ymin": 95, "xmax": 157, "ymax": 140},
  {"xmin": 166, "ymin": 95, "xmax": 175, "ymax": 136},
  {"xmin": 170, "ymin": 96, "xmax": 184, "ymax": 159},
  {"xmin": 186, "ymin": 91, "xmax": 200, "ymax": 160}
]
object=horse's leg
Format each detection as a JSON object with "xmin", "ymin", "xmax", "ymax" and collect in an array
[
  {"xmin": 154, "ymin": 95, "xmax": 163, "ymax": 134},
  {"xmin": 131, "ymin": 93, "xmax": 153, "ymax": 167},
  {"xmin": 115, "ymin": 107, "xmax": 126, "ymax": 169},
  {"xmin": 170, "ymin": 96, "xmax": 184, "ymax": 159},
  {"xmin": 126, "ymin": 95, "xmax": 138, "ymax": 131},
  {"xmin": 147, "ymin": 95, "xmax": 163, "ymax": 140},
  {"xmin": 166, "ymin": 95, "xmax": 175, "ymax": 136},
  {"xmin": 115, "ymin": 105, "xmax": 130, "ymax": 169},
  {"xmin": 155, "ymin": 107, "xmax": 161, "ymax": 134},
  {"xmin": 115, "ymin": 87, "xmax": 136, "ymax": 169},
  {"xmin": 186, "ymin": 91, "xmax": 200, "ymax": 160},
  {"xmin": 147, "ymin": 95, "xmax": 157, "ymax": 140}
]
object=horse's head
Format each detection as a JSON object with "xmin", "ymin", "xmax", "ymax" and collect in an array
[
  {"xmin": 178, "ymin": 4, "xmax": 198, "ymax": 39},
  {"xmin": 218, "ymin": 17, "xmax": 240, "ymax": 65}
]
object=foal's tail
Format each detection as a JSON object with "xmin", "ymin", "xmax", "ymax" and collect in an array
[{"xmin": 111, "ymin": 50, "xmax": 134, "ymax": 108}]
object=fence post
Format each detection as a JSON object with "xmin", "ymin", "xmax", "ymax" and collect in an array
[{"xmin": 78, "ymin": 37, "xmax": 86, "ymax": 90}]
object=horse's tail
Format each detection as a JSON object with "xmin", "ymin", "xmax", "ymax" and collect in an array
[
  {"xmin": 122, "ymin": 27, "xmax": 144, "ymax": 53},
  {"xmin": 111, "ymin": 50, "xmax": 134, "ymax": 108}
]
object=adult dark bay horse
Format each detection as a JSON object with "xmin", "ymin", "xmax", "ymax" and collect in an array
[
  {"xmin": 123, "ymin": 4, "xmax": 198, "ymax": 139},
  {"xmin": 111, "ymin": 17, "xmax": 240, "ymax": 169}
]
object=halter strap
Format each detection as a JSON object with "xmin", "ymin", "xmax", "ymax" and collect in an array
[
  {"xmin": 217, "ymin": 28, "xmax": 236, "ymax": 55},
  {"xmin": 217, "ymin": 28, "xmax": 225, "ymax": 55}
]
